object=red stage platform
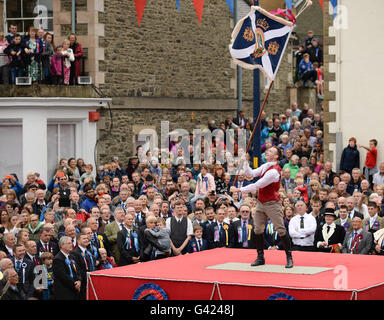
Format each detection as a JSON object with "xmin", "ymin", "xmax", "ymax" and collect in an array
[{"xmin": 87, "ymin": 248, "xmax": 384, "ymax": 300}]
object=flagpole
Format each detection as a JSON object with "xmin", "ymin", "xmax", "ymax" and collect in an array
[
  {"xmin": 252, "ymin": 0, "xmax": 260, "ymax": 168},
  {"xmin": 233, "ymin": 80, "xmax": 274, "ymax": 185}
]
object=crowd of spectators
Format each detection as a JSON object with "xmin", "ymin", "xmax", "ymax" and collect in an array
[
  {"xmin": 0, "ymin": 103, "xmax": 383, "ymax": 300},
  {"xmin": 295, "ymin": 30, "xmax": 324, "ymax": 100},
  {"xmin": 0, "ymin": 24, "xmax": 83, "ymax": 85}
]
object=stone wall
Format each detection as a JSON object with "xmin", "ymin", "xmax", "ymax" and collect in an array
[
  {"xmin": 98, "ymin": 0, "xmax": 235, "ymax": 99},
  {"xmin": 97, "ymin": 100, "xmax": 236, "ymax": 165}
]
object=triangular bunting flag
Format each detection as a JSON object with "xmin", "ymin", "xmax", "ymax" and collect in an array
[
  {"xmin": 134, "ymin": 0, "xmax": 147, "ymax": 26},
  {"xmin": 318, "ymin": 0, "xmax": 324, "ymax": 11},
  {"xmin": 192, "ymin": 0, "xmax": 204, "ymax": 25},
  {"xmin": 176, "ymin": 0, "xmax": 181, "ymax": 12},
  {"xmin": 225, "ymin": 0, "xmax": 234, "ymax": 15}
]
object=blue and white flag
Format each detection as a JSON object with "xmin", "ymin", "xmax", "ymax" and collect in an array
[{"xmin": 229, "ymin": 6, "xmax": 294, "ymax": 82}]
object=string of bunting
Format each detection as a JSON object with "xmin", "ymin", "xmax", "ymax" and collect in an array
[
  {"xmin": 133, "ymin": 0, "xmax": 236, "ymax": 26},
  {"xmin": 132, "ymin": 0, "xmax": 333, "ymax": 27}
]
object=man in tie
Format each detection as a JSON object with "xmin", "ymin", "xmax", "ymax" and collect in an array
[
  {"xmin": 200, "ymin": 206, "xmax": 216, "ymax": 240},
  {"xmin": 314, "ymin": 208, "xmax": 346, "ymax": 253},
  {"xmin": 86, "ymin": 218, "xmax": 114, "ymax": 264},
  {"xmin": 70, "ymin": 233, "xmax": 97, "ymax": 300},
  {"xmin": 104, "ymin": 206, "xmax": 126, "ymax": 264},
  {"xmin": 116, "ymin": 213, "xmax": 141, "ymax": 266},
  {"xmin": 289, "ymin": 200, "xmax": 317, "ymax": 252},
  {"xmin": 342, "ymin": 217, "xmax": 373, "ymax": 254},
  {"xmin": 37, "ymin": 227, "xmax": 59, "ymax": 257},
  {"xmin": 11, "ymin": 243, "xmax": 35, "ymax": 298},
  {"xmin": 52, "ymin": 236, "xmax": 82, "ymax": 300},
  {"xmin": 231, "ymin": 147, "xmax": 294, "ymax": 268},
  {"xmin": 206, "ymin": 208, "xmax": 231, "ymax": 249},
  {"xmin": 24, "ymin": 240, "xmax": 41, "ymax": 266},
  {"xmin": 229, "ymin": 205, "xmax": 256, "ymax": 249}
]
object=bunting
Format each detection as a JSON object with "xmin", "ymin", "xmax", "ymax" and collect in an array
[
  {"xmin": 193, "ymin": 0, "xmax": 204, "ymax": 25},
  {"xmin": 318, "ymin": 0, "xmax": 324, "ymax": 11},
  {"xmin": 225, "ymin": 0, "xmax": 234, "ymax": 15},
  {"xmin": 134, "ymin": 0, "xmax": 147, "ymax": 27},
  {"xmin": 176, "ymin": 0, "xmax": 181, "ymax": 12}
]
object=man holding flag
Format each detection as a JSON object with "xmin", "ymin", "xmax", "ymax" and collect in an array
[
  {"xmin": 230, "ymin": 147, "xmax": 294, "ymax": 268},
  {"xmin": 228, "ymin": 3, "xmax": 315, "ymax": 268}
]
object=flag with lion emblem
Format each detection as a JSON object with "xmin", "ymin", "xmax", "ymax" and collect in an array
[{"xmin": 229, "ymin": 6, "xmax": 294, "ymax": 82}]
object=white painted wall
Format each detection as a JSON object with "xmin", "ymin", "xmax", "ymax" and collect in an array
[
  {"xmin": 0, "ymin": 98, "xmax": 110, "ymax": 184},
  {"xmin": 329, "ymin": 0, "xmax": 384, "ymax": 172}
]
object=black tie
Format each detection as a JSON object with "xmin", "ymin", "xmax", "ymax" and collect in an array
[
  {"xmin": 198, "ymin": 240, "xmax": 202, "ymax": 250},
  {"xmin": 327, "ymin": 226, "xmax": 330, "ymax": 233},
  {"xmin": 300, "ymin": 216, "xmax": 304, "ymax": 229}
]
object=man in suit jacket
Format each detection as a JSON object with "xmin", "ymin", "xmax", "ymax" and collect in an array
[
  {"xmin": 314, "ymin": 209, "xmax": 346, "ymax": 253},
  {"xmin": 229, "ymin": 205, "xmax": 256, "ymax": 249},
  {"xmin": 206, "ymin": 208, "xmax": 231, "ymax": 249},
  {"xmin": 52, "ymin": 236, "xmax": 82, "ymax": 300},
  {"xmin": 186, "ymin": 225, "xmax": 209, "ymax": 253},
  {"xmin": 116, "ymin": 213, "xmax": 141, "ymax": 266},
  {"xmin": 104, "ymin": 206, "xmax": 126, "ymax": 264},
  {"xmin": 0, "ymin": 233, "xmax": 16, "ymax": 259},
  {"xmin": 24, "ymin": 240, "xmax": 41, "ymax": 266},
  {"xmin": 0, "ymin": 268, "xmax": 26, "ymax": 300},
  {"xmin": 363, "ymin": 201, "xmax": 384, "ymax": 234},
  {"xmin": 232, "ymin": 110, "xmax": 247, "ymax": 128},
  {"xmin": 335, "ymin": 205, "xmax": 353, "ymax": 232},
  {"xmin": 341, "ymin": 217, "xmax": 373, "ymax": 254},
  {"xmin": 37, "ymin": 227, "xmax": 59, "ymax": 258},
  {"xmin": 11, "ymin": 244, "xmax": 35, "ymax": 298},
  {"xmin": 200, "ymin": 206, "xmax": 217, "ymax": 240},
  {"xmin": 86, "ymin": 218, "xmax": 113, "ymax": 262},
  {"xmin": 70, "ymin": 233, "xmax": 97, "ymax": 300}
]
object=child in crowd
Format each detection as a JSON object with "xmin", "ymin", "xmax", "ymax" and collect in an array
[
  {"xmin": 61, "ymin": 39, "xmax": 74, "ymax": 85},
  {"xmin": 40, "ymin": 252, "xmax": 54, "ymax": 300},
  {"xmin": 51, "ymin": 45, "xmax": 63, "ymax": 85},
  {"xmin": 313, "ymin": 62, "xmax": 324, "ymax": 99},
  {"xmin": 145, "ymin": 216, "xmax": 171, "ymax": 259},
  {"xmin": 4, "ymin": 34, "xmax": 26, "ymax": 84},
  {"xmin": 295, "ymin": 177, "xmax": 309, "ymax": 204},
  {"xmin": 187, "ymin": 225, "xmax": 208, "ymax": 253},
  {"xmin": 0, "ymin": 33, "xmax": 9, "ymax": 84},
  {"xmin": 79, "ymin": 164, "xmax": 95, "ymax": 186}
]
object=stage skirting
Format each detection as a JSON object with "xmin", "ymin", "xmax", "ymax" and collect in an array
[{"xmin": 87, "ymin": 248, "xmax": 384, "ymax": 300}]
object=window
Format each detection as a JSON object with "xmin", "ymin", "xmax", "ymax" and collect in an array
[
  {"xmin": 47, "ymin": 123, "xmax": 76, "ymax": 180},
  {"xmin": 5, "ymin": 0, "xmax": 53, "ymax": 34},
  {"xmin": 0, "ymin": 124, "xmax": 23, "ymax": 182}
]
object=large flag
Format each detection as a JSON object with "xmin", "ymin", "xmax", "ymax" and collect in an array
[{"xmin": 229, "ymin": 6, "xmax": 294, "ymax": 82}]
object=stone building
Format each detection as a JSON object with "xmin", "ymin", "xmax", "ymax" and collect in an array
[{"xmin": 0, "ymin": 0, "xmax": 319, "ymax": 182}]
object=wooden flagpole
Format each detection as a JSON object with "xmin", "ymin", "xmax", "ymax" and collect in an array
[{"xmin": 233, "ymin": 79, "xmax": 274, "ymax": 185}]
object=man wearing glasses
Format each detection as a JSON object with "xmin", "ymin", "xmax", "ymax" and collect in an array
[
  {"xmin": 230, "ymin": 147, "xmax": 293, "ymax": 268},
  {"xmin": 229, "ymin": 205, "xmax": 256, "ymax": 249}
]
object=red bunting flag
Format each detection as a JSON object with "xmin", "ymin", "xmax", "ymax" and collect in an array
[
  {"xmin": 318, "ymin": 0, "xmax": 324, "ymax": 10},
  {"xmin": 134, "ymin": 0, "xmax": 147, "ymax": 26},
  {"xmin": 192, "ymin": 0, "xmax": 204, "ymax": 25}
]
